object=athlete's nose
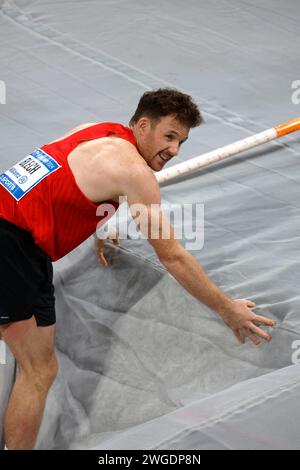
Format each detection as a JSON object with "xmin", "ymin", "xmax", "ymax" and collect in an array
[{"xmin": 167, "ymin": 142, "xmax": 180, "ymax": 157}]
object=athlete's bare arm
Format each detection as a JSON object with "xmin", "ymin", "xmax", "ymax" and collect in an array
[{"xmin": 102, "ymin": 144, "xmax": 275, "ymax": 346}]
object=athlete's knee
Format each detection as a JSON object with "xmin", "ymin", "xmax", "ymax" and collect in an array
[
  {"xmin": 21, "ymin": 354, "xmax": 58, "ymax": 393},
  {"xmin": 38, "ymin": 354, "xmax": 58, "ymax": 390}
]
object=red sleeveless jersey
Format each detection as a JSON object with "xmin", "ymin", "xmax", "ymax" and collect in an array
[{"xmin": 0, "ymin": 122, "xmax": 137, "ymax": 261}]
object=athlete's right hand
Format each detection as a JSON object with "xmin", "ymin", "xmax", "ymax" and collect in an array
[{"xmin": 94, "ymin": 233, "xmax": 120, "ymax": 268}]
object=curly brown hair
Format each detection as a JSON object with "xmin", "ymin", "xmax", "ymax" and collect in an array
[{"xmin": 129, "ymin": 88, "xmax": 203, "ymax": 128}]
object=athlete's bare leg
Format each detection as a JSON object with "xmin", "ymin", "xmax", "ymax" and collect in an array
[{"xmin": 0, "ymin": 317, "xmax": 57, "ymax": 450}]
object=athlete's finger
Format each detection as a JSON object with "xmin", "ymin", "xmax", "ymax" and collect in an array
[
  {"xmin": 248, "ymin": 333, "xmax": 261, "ymax": 346},
  {"xmin": 234, "ymin": 329, "xmax": 244, "ymax": 344},
  {"xmin": 253, "ymin": 315, "xmax": 275, "ymax": 327},
  {"xmin": 248, "ymin": 323, "xmax": 272, "ymax": 342},
  {"xmin": 242, "ymin": 327, "xmax": 261, "ymax": 346},
  {"xmin": 98, "ymin": 252, "xmax": 108, "ymax": 267}
]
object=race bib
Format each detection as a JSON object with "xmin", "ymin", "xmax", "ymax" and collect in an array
[{"xmin": 0, "ymin": 149, "xmax": 61, "ymax": 201}]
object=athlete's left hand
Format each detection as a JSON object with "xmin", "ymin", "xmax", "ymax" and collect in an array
[
  {"xmin": 94, "ymin": 232, "xmax": 120, "ymax": 268},
  {"xmin": 219, "ymin": 298, "xmax": 276, "ymax": 346}
]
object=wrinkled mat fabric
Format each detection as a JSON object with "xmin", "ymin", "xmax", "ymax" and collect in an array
[{"xmin": 0, "ymin": 0, "xmax": 300, "ymax": 450}]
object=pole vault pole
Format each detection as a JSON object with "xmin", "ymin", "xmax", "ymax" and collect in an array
[{"xmin": 156, "ymin": 117, "xmax": 300, "ymax": 184}]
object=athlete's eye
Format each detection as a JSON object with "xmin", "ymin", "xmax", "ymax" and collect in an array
[{"xmin": 166, "ymin": 135, "xmax": 174, "ymax": 141}]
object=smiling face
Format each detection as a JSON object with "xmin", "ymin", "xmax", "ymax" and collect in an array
[{"xmin": 132, "ymin": 115, "xmax": 189, "ymax": 171}]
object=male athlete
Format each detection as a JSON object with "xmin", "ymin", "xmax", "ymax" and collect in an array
[{"xmin": 0, "ymin": 88, "xmax": 275, "ymax": 450}]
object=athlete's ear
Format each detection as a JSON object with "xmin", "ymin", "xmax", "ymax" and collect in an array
[{"xmin": 135, "ymin": 117, "xmax": 151, "ymax": 137}]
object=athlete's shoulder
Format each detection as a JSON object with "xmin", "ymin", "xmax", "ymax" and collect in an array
[
  {"xmin": 106, "ymin": 135, "xmax": 138, "ymax": 154},
  {"xmin": 105, "ymin": 136, "xmax": 157, "ymax": 184},
  {"xmin": 118, "ymin": 148, "xmax": 159, "ymax": 193}
]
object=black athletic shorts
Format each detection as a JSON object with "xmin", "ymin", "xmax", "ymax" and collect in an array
[{"xmin": 0, "ymin": 217, "xmax": 56, "ymax": 327}]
